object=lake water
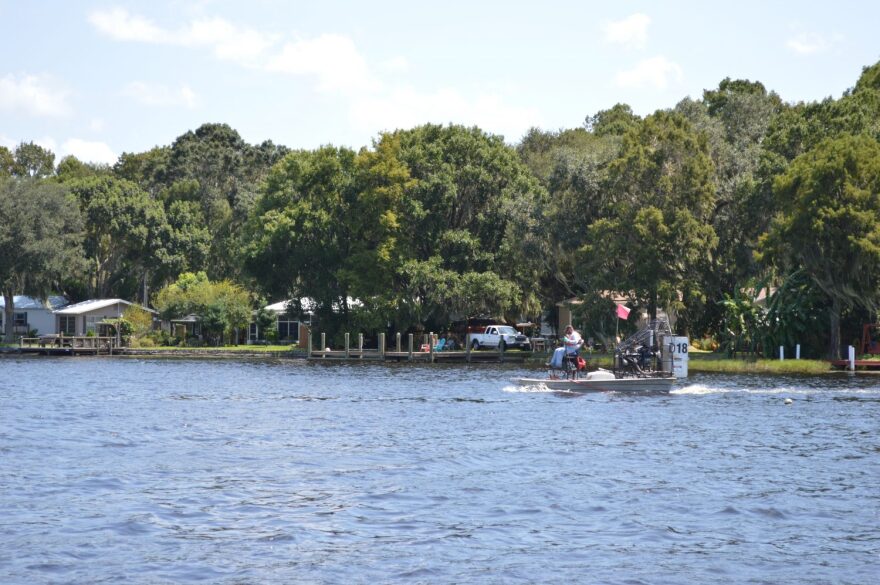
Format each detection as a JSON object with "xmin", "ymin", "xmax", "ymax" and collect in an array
[{"xmin": 0, "ymin": 357, "xmax": 877, "ymax": 584}]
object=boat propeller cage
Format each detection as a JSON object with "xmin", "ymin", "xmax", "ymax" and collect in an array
[{"xmin": 614, "ymin": 318, "xmax": 672, "ymax": 377}]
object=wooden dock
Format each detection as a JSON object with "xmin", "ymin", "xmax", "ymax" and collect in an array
[
  {"xmin": 307, "ymin": 332, "xmax": 539, "ymax": 363},
  {"xmin": 830, "ymin": 359, "xmax": 880, "ymax": 370},
  {"xmin": 18, "ymin": 335, "xmax": 116, "ymax": 356}
]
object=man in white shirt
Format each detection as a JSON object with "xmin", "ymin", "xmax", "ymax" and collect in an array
[{"xmin": 550, "ymin": 325, "xmax": 583, "ymax": 368}]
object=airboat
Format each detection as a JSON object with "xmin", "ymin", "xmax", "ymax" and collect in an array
[{"xmin": 513, "ymin": 319, "xmax": 677, "ymax": 393}]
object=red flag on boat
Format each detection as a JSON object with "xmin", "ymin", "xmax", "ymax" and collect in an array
[{"xmin": 616, "ymin": 304, "xmax": 631, "ymax": 320}]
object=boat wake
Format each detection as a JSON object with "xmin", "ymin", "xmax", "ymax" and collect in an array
[
  {"xmin": 673, "ymin": 383, "xmax": 880, "ymax": 396},
  {"xmin": 502, "ymin": 383, "xmax": 554, "ymax": 393}
]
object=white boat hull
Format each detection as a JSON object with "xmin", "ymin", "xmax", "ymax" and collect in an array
[{"xmin": 513, "ymin": 372, "xmax": 675, "ymax": 393}]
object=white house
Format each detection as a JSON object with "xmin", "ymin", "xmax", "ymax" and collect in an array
[
  {"xmin": 249, "ymin": 300, "xmax": 315, "ymax": 344},
  {"xmin": 557, "ymin": 294, "xmax": 678, "ymax": 339},
  {"xmin": 53, "ymin": 299, "xmax": 154, "ymax": 336},
  {"xmin": 0, "ymin": 296, "xmax": 69, "ymax": 336}
]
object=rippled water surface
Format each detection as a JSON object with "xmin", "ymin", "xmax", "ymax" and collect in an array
[{"xmin": 1, "ymin": 358, "xmax": 878, "ymax": 584}]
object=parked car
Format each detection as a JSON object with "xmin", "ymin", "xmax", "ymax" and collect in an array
[{"xmin": 469, "ymin": 325, "xmax": 531, "ymax": 350}]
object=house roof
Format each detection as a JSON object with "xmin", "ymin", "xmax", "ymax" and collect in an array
[
  {"xmin": 265, "ymin": 299, "xmax": 317, "ymax": 314},
  {"xmin": 263, "ymin": 297, "xmax": 362, "ymax": 314},
  {"xmin": 557, "ymin": 291, "xmax": 630, "ymax": 307},
  {"xmin": 0, "ymin": 295, "xmax": 69, "ymax": 311},
  {"xmin": 54, "ymin": 298, "xmax": 157, "ymax": 315}
]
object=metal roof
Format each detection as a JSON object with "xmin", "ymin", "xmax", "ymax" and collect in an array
[
  {"xmin": 264, "ymin": 297, "xmax": 361, "ymax": 314},
  {"xmin": 54, "ymin": 298, "xmax": 157, "ymax": 315},
  {"xmin": 265, "ymin": 299, "xmax": 317, "ymax": 314},
  {"xmin": 0, "ymin": 295, "xmax": 69, "ymax": 310}
]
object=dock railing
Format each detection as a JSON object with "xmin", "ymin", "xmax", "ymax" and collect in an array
[
  {"xmin": 19, "ymin": 335, "xmax": 116, "ymax": 354},
  {"xmin": 306, "ymin": 331, "xmax": 532, "ymax": 363}
]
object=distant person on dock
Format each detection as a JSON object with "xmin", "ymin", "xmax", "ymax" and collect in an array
[{"xmin": 550, "ymin": 325, "xmax": 583, "ymax": 368}]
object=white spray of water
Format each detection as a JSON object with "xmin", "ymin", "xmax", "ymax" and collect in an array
[{"xmin": 502, "ymin": 383, "xmax": 554, "ymax": 393}]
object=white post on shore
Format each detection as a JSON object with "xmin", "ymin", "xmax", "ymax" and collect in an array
[
  {"xmin": 307, "ymin": 332, "xmax": 312, "ymax": 357},
  {"xmin": 379, "ymin": 332, "xmax": 385, "ymax": 359},
  {"xmin": 407, "ymin": 333, "xmax": 413, "ymax": 361},
  {"xmin": 358, "ymin": 333, "xmax": 363, "ymax": 359},
  {"xmin": 779, "ymin": 346, "xmax": 784, "ymax": 361},
  {"xmin": 345, "ymin": 332, "xmax": 350, "ymax": 359},
  {"xmin": 849, "ymin": 345, "xmax": 856, "ymax": 371},
  {"xmin": 321, "ymin": 333, "xmax": 326, "ymax": 358},
  {"xmin": 796, "ymin": 344, "xmax": 801, "ymax": 360},
  {"xmin": 396, "ymin": 332, "xmax": 401, "ymax": 353}
]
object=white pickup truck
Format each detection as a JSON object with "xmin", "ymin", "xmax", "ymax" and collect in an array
[{"xmin": 468, "ymin": 325, "xmax": 531, "ymax": 351}]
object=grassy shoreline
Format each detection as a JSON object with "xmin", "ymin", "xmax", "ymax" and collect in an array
[
  {"xmin": 581, "ymin": 352, "xmax": 840, "ymax": 375},
  {"xmin": 2, "ymin": 343, "xmax": 862, "ymax": 374}
]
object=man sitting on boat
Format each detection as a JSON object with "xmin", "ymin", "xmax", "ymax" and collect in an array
[{"xmin": 550, "ymin": 325, "xmax": 583, "ymax": 368}]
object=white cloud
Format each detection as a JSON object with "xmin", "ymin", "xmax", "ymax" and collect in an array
[
  {"xmin": 88, "ymin": 8, "xmax": 276, "ymax": 66},
  {"xmin": 266, "ymin": 34, "xmax": 380, "ymax": 93},
  {"xmin": 603, "ymin": 13, "xmax": 650, "ymax": 49},
  {"xmin": 380, "ymin": 56, "xmax": 410, "ymax": 74},
  {"xmin": 0, "ymin": 134, "xmax": 15, "ymax": 149},
  {"xmin": 0, "ymin": 73, "xmax": 72, "ymax": 117},
  {"xmin": 187, "ymin": 17, "xmax": 276, "ymax": 64},
  {"xmin": 61, "ymin": 139, "xmax": 118, "ymax": 165},
  {"xmin": 121, "ymin": 81, "xmax": 198, "ymax": 108},
  {"xmin": 88, "ymin": 7, "xmax": 168, "ymax": 43},
  {"xmin": 615, "ymin": 56, "xmax": 683, "ymax": 90},
  {"xmin": 349, "ymin": 86, "xmax": 543, "ymax": 142},
  {"xmin": 89, "ymin": 9, "xmax": 376, "ymax": 91},
  {"xmin": 786, "ymin": 32, "xmax": 832, "ymax": 55}
]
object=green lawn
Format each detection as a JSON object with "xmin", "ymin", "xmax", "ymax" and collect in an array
[
  {"xmin": 580, "ymin": 350, "xmax": 836, "ymax": 375},
  {"xmin": 133, "ymin": 344, "xmax": 302, "ymax": 352},
  {"xmin": 686, "ymin": 353, "xmax": 833, "ymax": 374}
]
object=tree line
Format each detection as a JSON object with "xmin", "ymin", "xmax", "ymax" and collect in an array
[{"xmin": 3, "ymin": 61, "xmax": 880, "ymax": 358}]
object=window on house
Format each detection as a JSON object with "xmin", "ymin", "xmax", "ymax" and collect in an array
[
  {"xmin": 60, "ymin": 315, "xmax": 76, "ymax": 335},
  {"xmin": 86, "ymin": 315, "xmax": 99, "ymax": 333},
  {"xmin": 13, "ymin": 312, "xmax": 27, "ymax": 327},
  {"xmin": 249, "ymin": 323, "xmax": 259, "ymax": 341},
  {"xmin": 277, "ymin": 319, "xmax": 299, "ymax": 343}
]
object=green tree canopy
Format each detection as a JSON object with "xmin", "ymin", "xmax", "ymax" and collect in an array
[
  {"xmin": 585, "ymin": 103, "xmax": 641, "ymax": 137},
  {"xmin": 13, "ymin": 142, "xmax": 55, "ymax": 178},
  {"xmin": 246, "ymin": 145, "xmax": 358, "ymax": 313},
  {"xmin": 518, "ymin": 126, "xmax": 622, "ymax": 313},
  {"xmin": 390, "ymin": 124, "xmax": 545, "ymax": 326},
  {"xmin": 163, "ymin": 124, "xmax": 289, "ymax": 279},
  {"xmin": 56, "ymin": 156, "xmax": 110, "ymax": 181},
  {"xmin": 675, "ymin": 79, "xmax": 782, "ymax": 335},
  {"xmin": 0, "ymin": 147, "xmax": 14, "ymax": 178},
  {"xmin": 0, "ymin": 178, "xmax": 84, "ymax": 341},
  {"xmin": 760, "ymin": 134, "xmax": 880, "ymax": 358},
  {"xmin": 66, "ymin": 175, "xmax": 169, "ymax": 299},
  {"xmin": 153, "ymin": 271, "xmax": 252, "ymax": 345},
  {"xmin": 578, "ymin": 111, "xmax": 718, "ymax": 329}
]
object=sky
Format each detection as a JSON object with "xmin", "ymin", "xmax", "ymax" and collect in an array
[{"xmin": 1, "ymin": 0, "xmax": 878, "ymax": 164}]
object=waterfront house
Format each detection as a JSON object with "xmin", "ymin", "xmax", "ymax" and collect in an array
[
  {"xmin": 249, "ymin": 300, "xmax": 315, "ymax": 345},
  {"xmin": 53, "ymin": 299, "xmax": 155, "ymax": 336},
  {"xmin": 0, "ymin": 296, "xmax": 69, "ymax": 337},
  {"xmin": 557, "ymin": 294, "xmax": 678, "ymax": 341}
]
